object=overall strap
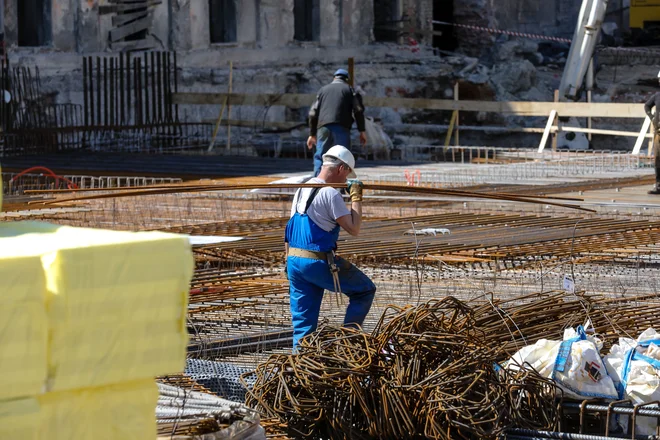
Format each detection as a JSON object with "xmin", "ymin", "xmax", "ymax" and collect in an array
[{"xmin": 303, "ymin": 187, "xmax": 322, "ymax": 214}]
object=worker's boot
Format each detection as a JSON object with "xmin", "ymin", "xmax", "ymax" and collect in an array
[{"xmin": 649, "ymin": 185, "xmax": 660, "ymax": 195}]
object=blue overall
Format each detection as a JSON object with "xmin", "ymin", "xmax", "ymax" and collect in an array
[
  {"xmin": 285, "ymin": 188, "xmax": 376, "ymax": 349},
  {"xmin": 313, "ymin": 123, "xmax": 351, "ymax": 177}
]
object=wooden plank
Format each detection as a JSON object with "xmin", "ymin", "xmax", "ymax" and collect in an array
[
  {"xmin": 173, "ymin": 92, "xmax": 648, "ymax": 118},
  {"xmin": 112, "ymin": 10, "xmax": 148, "ymax": 27},
  {"xmin": 226, "ymin": 60, "xmax": 233, "ymax": 152},
  {"xmin": 538, "ymin": 110, "xmax": 557, "ymax": 153},
  {"xmin": 557, "ymin": 126, "xmax": 653, "ymax": 138},
  {"xmin": 454, "ymin": 82, "xmax": 459, "ymax": 146},
  {"xmin": 201, "ymin": 119, "xmax": 307, "ymax": 130},
  {"xmin": 444, "ymin": 111, "xmax": 457, "ymax": 146},
  {"xmin": 632, "ymin": 116, "xmax": 652, "ymax": 155},
  {"xmin": 551, "ymin": 90, "xmax": 559, "ymax": 152},
  {"xmin": 110, "ymin": 15, "xmax": 153, "ymax": 42}
]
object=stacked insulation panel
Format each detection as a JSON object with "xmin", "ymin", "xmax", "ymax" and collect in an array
[{"xmin": 0, "ymin": 222, "xmax": 193, "ymax": 440}]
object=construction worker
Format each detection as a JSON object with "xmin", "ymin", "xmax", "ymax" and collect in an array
[
  {"xmin": 307, "ymin": 69, "xmax": 367, "ymax": 177},
  {"xmin": 644, "ymin": 73, "xmax": 660, "ymax": 194},
  {"xmin": 284, "ymin": 145, "xmax": 376, "ymax": 349}
]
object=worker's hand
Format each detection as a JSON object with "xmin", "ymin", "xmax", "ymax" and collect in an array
[
  {"xmin": 307, "ymin": 136, "xmax": 317, "ymax": 150},
  {"xmin": 359, "ymin": 131, "xmax": 367, "ymax": 146},
  {"xmin": 347, "ymin": 179, "xmax": 363, "ymax": 203}
]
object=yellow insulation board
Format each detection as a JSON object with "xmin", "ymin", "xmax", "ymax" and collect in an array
[
  {"xmin": 0, "ymin": 222, "xmax": 193, "ymax": 392},
  {"xmin": 0, "ymin": 254, "xmax": 48, "ymax": 400},
  {"xmin": 38, "ymin": 380, "xmax": 158, "ymax": 440},
  {"xmin": 0, "ymin": 397, "xmax": 40, "ymax": 440},
  {"xmin": 0, "ymin": 380, "xmax": 158, "ymax": 440}
]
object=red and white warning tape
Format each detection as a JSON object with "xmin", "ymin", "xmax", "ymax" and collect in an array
[
  {"xmin": 430, "ymin": 20, "xmax": 660, "ymax": 57},
  {"xmin": 431, "ymin": 20, "xmax": 572, "ymax": 44}
]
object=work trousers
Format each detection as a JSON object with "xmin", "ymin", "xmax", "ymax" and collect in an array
[
  {"xmin": 287, "ymin": 255, "xmax": 376, "ymax": 349},
  {"xmin": 314, "ymin": 123, "xmax": 351, "ymax": 177}
]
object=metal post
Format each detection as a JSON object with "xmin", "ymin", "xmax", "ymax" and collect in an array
[
  {"xmin": 454, "ymin": 82, "xmax": 460, "ymax": 146},
  {"xmin": 226, "ymin": 60, "xmax": 233, "ymax": 152},
  {"xmin": 586, "ymin": 59, "xmax": 594, "ymax": 142},
  {"xmin": 348, "ymin": 57, "xmax": 355, "ymax": 88}
]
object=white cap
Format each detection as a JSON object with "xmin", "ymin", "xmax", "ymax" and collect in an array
[{"xmin": 322, "ymin": 145, "xmax": 357, "ymax": 178}]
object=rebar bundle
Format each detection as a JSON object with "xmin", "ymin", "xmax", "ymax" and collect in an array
[
  {"xmin": 243, "ymin": 297, "xmax": 561, "ymax": 440},
  {"xmin": 243, "ymin": 292, "xmax": 660, "ymax": 439}
]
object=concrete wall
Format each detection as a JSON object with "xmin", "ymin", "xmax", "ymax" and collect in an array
[
  {"xmin": 400, "ymin": 0, "xmax": 433, "ymax": 45},
  {"xmin": 259, "ymin": 0, "xmax": 294, "ymax": 48},
  {"xmin": 4, "ymin": 0, "xmax": 379, "ymax": 53},
  {"xmin": 494, "ymin": 0, "xmax": 580, "ymax": 38},
  {"xmin": 52, "ymin": 0, "xmax": 76, "ymax": 51},
  {"xmin": 77, "ymin": 0, "xmax": 102, "ymax": 53},
  {"xmin": 320, "ymin": 0, "xmax": 340, "ymax": 46},
  {"xmin": 342, "ymin": 0, "xmax": 374, "ymax": 46}
]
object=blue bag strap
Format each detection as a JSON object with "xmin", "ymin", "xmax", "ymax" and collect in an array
[
  {"xmin": 555, "ymin": 326, "xmax": 587, "ymax": 373},
  {"xmin": 618, "ymin": 340, "xmax": 660, "ymax": 399}
]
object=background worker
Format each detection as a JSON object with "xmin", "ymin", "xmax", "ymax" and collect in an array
[
  {"xmin": 644, "ymin": 72, "xmax": 660, "ymax": 195},
  {"xmin": 307, "ymin": 69, "xmax": 367, "ymax": 177},
  {"xmin": 284, "ymin": 145, "xmax": 376, "ymax": 349}
]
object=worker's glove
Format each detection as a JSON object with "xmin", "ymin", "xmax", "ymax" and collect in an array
[{"xmin": 347, "ymin": 179, "xmax": 364, "ymax": 202}]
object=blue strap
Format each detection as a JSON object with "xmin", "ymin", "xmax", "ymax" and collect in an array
[
  {"xmin": 617, "ymin": 349, "xmax": 635, "ymax": 399},
  {"xmin": 552, "ymin": 326, "xmax": 617, "ymax": 399},
  {"xmin": 555, "ymin": 326, "xmax": 587, "ymax": 373},
  {"xmin": 617, "ymin": 342, "xmax": 660, "ymax": 399},
  {"xmin": 637, "ymin": 338, "xmax": 660, "ymax": 348}
]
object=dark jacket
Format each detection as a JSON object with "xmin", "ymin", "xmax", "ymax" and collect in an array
[
  {"xmin": 308, "ymin": 79, "xmax": 366, "ymax": 136},
  {"xmin": 644, "ymin": 92, "xmax": 660, "ymax": 130}
]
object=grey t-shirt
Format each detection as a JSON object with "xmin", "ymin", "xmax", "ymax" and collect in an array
[{"xmin": 290, "ymin": 178, "xmax": 351, "ymax": 232}]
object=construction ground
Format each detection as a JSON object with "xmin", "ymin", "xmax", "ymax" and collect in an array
[
  {"xmin": 2, "ymin": 147, "xmax": 660, "ymax": 439},
  {"xmin": 4, "ymin": 0, "xmax": 660, "ymax": 439}
]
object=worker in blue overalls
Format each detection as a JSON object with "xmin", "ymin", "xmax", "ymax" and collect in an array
[{"xmin": 285, "ymin": 145, "xmax": 376, "ymax": 349}]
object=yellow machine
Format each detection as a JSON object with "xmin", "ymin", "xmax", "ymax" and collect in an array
[{"xmin": 631, "ymin": 0, "xmax": 660, "ymax": 29}]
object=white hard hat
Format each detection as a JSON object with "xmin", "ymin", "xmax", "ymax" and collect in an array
[{"xmin": 322, "ymin": 145, "xmax": 357, "ymax": 178}]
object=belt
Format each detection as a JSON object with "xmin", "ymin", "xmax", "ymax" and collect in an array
[
  {"xmin": 287, "ymin": 247, "xmax": 329, "ymax": 260},
  {"xmin": 288, "ymin": 247, "xmax": 343, "ymax": 295}
]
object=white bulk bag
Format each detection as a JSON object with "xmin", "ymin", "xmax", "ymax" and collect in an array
[{"xmin": 507, "ymin": 325, "xmax": 618, "ymax": 400}]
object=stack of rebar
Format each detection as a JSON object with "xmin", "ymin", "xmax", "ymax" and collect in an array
[
  {"xmin": 244, "ymin": 292, "xmax": 660, "ymax": 440},
  {"xmin": 244, "ymin": 297, "xmax": 561, "ymax": 440}
]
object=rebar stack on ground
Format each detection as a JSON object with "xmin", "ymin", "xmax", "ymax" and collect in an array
[
  {"xmin": 244, "ymin": 292, "xmax": 660, "ymax": 439},
  {"xmin": 156, "ymin": 383, "xmax": 261, "ymax": 437},
  {"xmin": 243, "ymin": 297, "xmax": 561, "ymax": 440}
]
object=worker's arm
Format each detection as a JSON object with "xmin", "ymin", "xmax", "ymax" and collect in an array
[
  {"xmin": 336, "ymin": 202, "xmax": 362, "ymax": 236},
  {"xmin": 353, "ymin": 93, "xmax": 367, "ymax": 146},
  {"xmin": 645, "ymin": 95, "xmax": 656, "ymax": 119},
  {"xmin": 336, "ymin": 180, "xmax": 363, "ymax": 236},
  {"xmin": 307, "ymin": 95, "xmax": 321, "ymax": 149}
]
